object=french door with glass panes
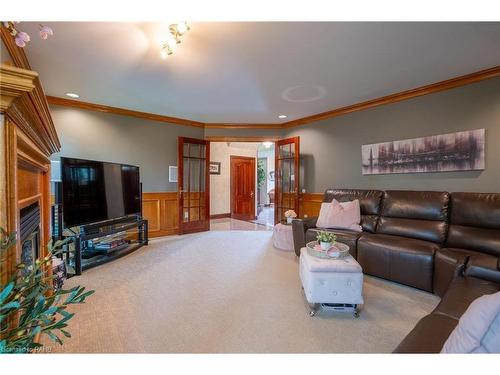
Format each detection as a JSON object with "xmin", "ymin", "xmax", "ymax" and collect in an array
[
  {"xmin": 274, "ymin": 137, "xmax": 300, "ymax": 224},
  {"xmin": 178, "ymin": 137, "xmax": 210, "ymax": 234}
]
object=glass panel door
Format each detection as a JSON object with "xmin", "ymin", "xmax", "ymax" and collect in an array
[
  {"xmin": 178, "ymin": 137, "xmax": 210, "ymax": 234},
  {"xmin": 275, "ymin": 137, "xmax": 300, "ymax": 224}
]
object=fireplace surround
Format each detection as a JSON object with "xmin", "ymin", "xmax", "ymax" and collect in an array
[{"xmin": 0, "ymin": 30, "xmax": 61, "ymax": 282}]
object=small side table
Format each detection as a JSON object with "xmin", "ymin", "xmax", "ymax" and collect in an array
[{"xmin": 272, "ymin": 222, "xmax": 294, "ymax": 251}]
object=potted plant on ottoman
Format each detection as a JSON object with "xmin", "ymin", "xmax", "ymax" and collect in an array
[
  {"xmin": 316, "ymin": 230, "xmax": 337, "ymax": 251},
  {"xmin": 284, "ymin": 210, "xmax": 297, "ymax": 224}
]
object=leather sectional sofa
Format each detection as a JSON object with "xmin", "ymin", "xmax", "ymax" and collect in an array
[{"xmin": 292, "ymin": 189, "xmax": 500, "ymax": 353}]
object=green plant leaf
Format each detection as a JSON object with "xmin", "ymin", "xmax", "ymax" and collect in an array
[
  {"xmin": 60, "ymin": 329, "xmax": 71, "ymax": 338},
  {"xmin": 0, "ymin": 301, "xmax": 20, "ymax": 311},
  {"xmin": 0, "ymin": 282, "xmax": 14, "ymax": 304}
]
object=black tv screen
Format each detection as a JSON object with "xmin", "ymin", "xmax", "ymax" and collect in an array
[{"xmin": 61, "ymin": 157, "xmax": 141, "ymax": 227}]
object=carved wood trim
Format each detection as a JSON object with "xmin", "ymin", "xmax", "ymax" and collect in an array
[
  {"xmin": 0, "ymin": 65, "xmax": 37, "ymax": 111},
  {"xmin": 1, "ymin": 28, "xmax": 60, "ymax": 155}
]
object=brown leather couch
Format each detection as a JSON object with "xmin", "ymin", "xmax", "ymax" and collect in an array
[{"xmin": 291, "ymin": 189, "xmax": 500, "ymax": 353}]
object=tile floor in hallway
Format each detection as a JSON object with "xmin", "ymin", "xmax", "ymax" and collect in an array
[
  {"xmin": 210, "ymin": 217, "xmax": 273, "ymax": 231},
  {"xmin": 252, "ymin": 206, "xmax": 275, "ymax": 227}
]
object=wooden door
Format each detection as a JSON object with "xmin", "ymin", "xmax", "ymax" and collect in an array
[
  {"xmin": 178, "ymin": 137, "xmax": 210, "ymax": 234},
  {"xmin": 275, "ymin": 137, "xmax": 300, "ymax": 224},
  {"xmin": 230, "ymin": 156, "xmax": 256, "ymax": 221}
]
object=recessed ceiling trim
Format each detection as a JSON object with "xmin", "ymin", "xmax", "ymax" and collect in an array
[{"xmin": 46, "ymin": 65, "xmax": 500, "ymax": 130}]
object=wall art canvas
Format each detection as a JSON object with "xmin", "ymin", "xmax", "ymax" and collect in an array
[{"xmin": 362, "ymin": 129, "xmax": 485, "ymax": 175}]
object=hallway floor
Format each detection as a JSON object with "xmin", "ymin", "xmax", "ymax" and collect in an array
[
  {"xmin": 252, "ymin": 206, "xmax": 275, "ymax": 227},
  {"xmin": 211, "ymin": 217, "xmax": 273, "ymax": 231}
]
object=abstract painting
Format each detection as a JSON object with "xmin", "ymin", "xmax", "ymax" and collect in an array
[{"xmin": 362, "ymin": 129, "xmax": 485, "ymax": 175}]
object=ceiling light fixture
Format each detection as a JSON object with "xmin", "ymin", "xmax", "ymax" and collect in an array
[
  {"xmin": 65, "ymin": 92, "xmax": 79, "ymax": 98},
  {"xmin": 161, "ymin": 22, "xmax": 190, "ymax": 60},
  {"xmin": 278, "ymin": 114, "xmax": 287, "ymax": 119}
]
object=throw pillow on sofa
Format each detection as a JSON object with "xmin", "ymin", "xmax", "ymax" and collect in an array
[
  {"xmin": 316, "ymin": 199, "xmax": 362, "ymax": 232},
  {"xmin": 441, "ymin": 291, "xmax": 500, "ymax": 353}
]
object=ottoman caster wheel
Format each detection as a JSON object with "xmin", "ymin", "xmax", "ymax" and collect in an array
[{"xmin": 309, "ymin": 310, "xmax": 316, "ymax": 317}]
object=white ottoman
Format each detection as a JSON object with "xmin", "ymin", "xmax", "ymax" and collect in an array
[
  {"xmin": 299, "ymin": 247, "xmax": 364, "ymax": 317},
  {"xmin": 272, "ymin": 223, "xmax": 294, "ymax": 251}
]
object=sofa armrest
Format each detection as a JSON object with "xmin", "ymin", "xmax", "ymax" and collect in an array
[
  {"xmin": 465, "ymin": 255, "xmax": 500, "ymax": 284},
  {"xmin": 291, "ymin": 217, "xmax": 318, "ymax": 256}
]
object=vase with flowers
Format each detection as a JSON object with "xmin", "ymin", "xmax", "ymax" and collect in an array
[{"xmin": 284, "ymin": 210, "xmax": 297, "ymax": 224}]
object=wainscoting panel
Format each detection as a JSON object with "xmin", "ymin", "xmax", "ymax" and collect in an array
[
  {"xmin": 141, "ymin": 191, "xmax": 325, "ymax": 237},
  {"xmin": 142, "ymin": 192, "xmax": 179, "ymax": 238},
  {"xmin": 299, "ymin": 193, "xmax": 323, "ymax": 219}
]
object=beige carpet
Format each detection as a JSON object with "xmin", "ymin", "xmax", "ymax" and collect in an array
[{"xmin": 50, "ymin": 230, "xmax": 440, "ymax": 353}]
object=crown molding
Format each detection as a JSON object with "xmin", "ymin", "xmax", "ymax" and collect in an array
[
  {"xmin": 0, "ymin": 65, "xmax": 37, "ymax": 112},
  {"xmin": 204, "ymin": 123, "xmax": 283, "ymax": 129},
  {"xmin": 204, "ymin": 136, "xmax": 281, "ymax": 142},
  {"xmin": 45, "ymin": 65, "xmax": 500, "ymax": 131},
  {"xmin": 282, "ymin": 65, "xmax": 500, "ymax": 128},
  {"xmin": 47, "ymin": 96, "xmax": 206, "ymax": 128},
  {"xmin": 1, "ymin": 27, "xmax": 61, "ymax": 154}
]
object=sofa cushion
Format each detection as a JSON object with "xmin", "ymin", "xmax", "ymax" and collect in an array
[
  {"xmin": 441, "ymin": 291, "xmax": 500, "ymax": 353},
  {"xmin": 433, "ymin": 276, "xmax": 500, "ymax": 320},
  {"xmin": 377, "ymin": 190, "xmax": 449, "ymax": 244},
  {"xmin": 465, "ymin": 254, "xmax": 500, "ymax": 284},
  {"xmin": 357, "ymin": 233, "xmax": 438, "ymax": 292},
  {"xmin": 446, "ymin": 192, "xmax": 500, "ymax": 256},
  {"xmin": 306, "ymin": 228, "xmax": 360, "ymax": 258},
  {"xmin": 433, "ymin": 248, "xmax": 477, "ymax": 297},
  {"xmin": 393, "ymin": 313, "xmax": 458, "ymax": 353},
  {"xmin": 322, "ymin": 189, "xmax": 383, "ymax": 233},
  {"xmin": 316, "ymin": 200, "xmax": 362, "ymax": 232}
]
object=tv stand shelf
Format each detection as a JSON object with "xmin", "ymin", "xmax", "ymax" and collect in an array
[{"xmin": 66, "ymin": 217, "xmax": 148, "ymax": 275}]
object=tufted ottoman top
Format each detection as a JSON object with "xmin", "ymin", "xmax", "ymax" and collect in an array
[{"xmin": 300, "ymin": 248, "xmax": 362, "ymax": 273}]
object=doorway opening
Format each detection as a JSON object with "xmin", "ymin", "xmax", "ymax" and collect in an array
[
  {"xmin": 254, "ymin": 143, "xmax": 275, "ymax": 227},
  {"xmin": 209, "ymin": 141, "xmax": 275, "ymax": 227}
]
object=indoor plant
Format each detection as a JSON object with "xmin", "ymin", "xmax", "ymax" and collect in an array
[
  {"xmin": 316, "ymin": 230, "xmax": 337, "ymax": 250},
  {"xmin": 284, "ymin": 209, "xmax": 297, "ymax": 224},
  {"xmin": 0, "ymin": 228, "xmax": 94, "ymax": 353}
]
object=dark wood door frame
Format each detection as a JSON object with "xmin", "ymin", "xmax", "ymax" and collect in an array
[
  {"xmin": 178, "ymin": 137, "xmax": 210, "ymax": 234},
  {"xmin": 230, "ymin": 155, "xmax": 256, "ymax": 221},
  {"xmin": 274, "ymin": 136, "xmax": 300, "ymax": 225}
]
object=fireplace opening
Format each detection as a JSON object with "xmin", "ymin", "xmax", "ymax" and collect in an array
[{"xmin": 20, "ymin": 202, "xmax": 41, "ymax": 276}]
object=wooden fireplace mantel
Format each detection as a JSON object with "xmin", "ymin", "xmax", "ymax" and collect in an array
[{"xmin": 0, "ymin": 34, "xmax": 61, "ymax": 282}]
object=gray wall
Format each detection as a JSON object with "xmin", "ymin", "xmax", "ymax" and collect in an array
[
  {"xmin": 50, "ymin": 77, "xmax": 500, "ymax": 194},
  {"xmin": 284, "ymin": 77, "xmax": 500, "ymax": 193},
  {"xmin": 50, "ymin": 106, "xmax": 204, "ymax": 192}
]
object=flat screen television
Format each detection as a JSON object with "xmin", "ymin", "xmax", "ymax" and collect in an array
[{"xmin": 61, "ymin": 157, "xmax": 141, "ymax": 228}]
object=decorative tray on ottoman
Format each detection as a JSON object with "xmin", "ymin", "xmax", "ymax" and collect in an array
[{"xmin": 306, "ymin": 241, "xmax": 350, "ymax": 259}]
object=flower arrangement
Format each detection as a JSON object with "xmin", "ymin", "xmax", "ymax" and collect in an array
[
  {"xmin": 284, "ymin": 210, "xmax": 297, "ymax": 224},
  {"xmin": 2, "ymin": 22, "xmax": 53, "ymax": 48}
]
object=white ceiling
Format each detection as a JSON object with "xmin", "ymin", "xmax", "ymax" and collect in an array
[{"xmin": 20, "ymin": 22, "xmax": 500, "ymax": 124}]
